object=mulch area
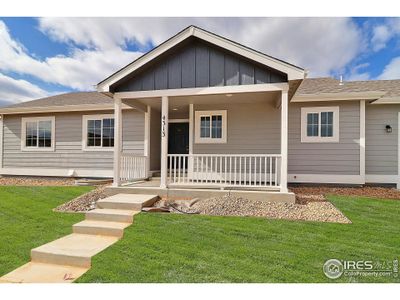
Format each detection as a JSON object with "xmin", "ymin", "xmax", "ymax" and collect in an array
[
  {"xmin": 0, "ymin": 176, "xmax": 76, "ymax": 186},
  {"xmin": 290, "ymin": 185, "xmax": 400, "ymax": 203}
]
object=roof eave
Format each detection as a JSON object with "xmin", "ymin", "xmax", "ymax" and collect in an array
[
  {"xmin": 0, "ymin": 103, "xmax": 132, "ymax": 115},
  {"xmin": 291, "ymin": 91, "xmax": 387, "ymax": 102}
]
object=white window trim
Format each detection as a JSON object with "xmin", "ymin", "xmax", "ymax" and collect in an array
[
  {"xmin": 301, "ymin": 106, "xmax": 339, "ymax": 143},
  {"xmin": 82, "ymin": 114, "xmax": 115, "ymax": 151},
  {"xmin": 194, "ymin": 110, "xmax": 227, "ymax": 144},
  {"xmin": 21, "ymin": 116, "xmax": 55, "ymax": 152}
]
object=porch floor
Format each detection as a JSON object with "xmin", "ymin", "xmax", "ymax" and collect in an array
[{"xmin": 107, "ymin": 178, "xmax": 295, "ymax": 203}]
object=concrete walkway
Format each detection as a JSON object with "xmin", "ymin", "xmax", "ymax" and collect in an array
[{"xmin": 0, "ymin": 194, "xmax": 158, "ymax": 283}]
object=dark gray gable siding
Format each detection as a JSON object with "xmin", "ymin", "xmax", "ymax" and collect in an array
[{"xmin": 114, "ymin": 39, "xmax": 287, "ymax": 92}]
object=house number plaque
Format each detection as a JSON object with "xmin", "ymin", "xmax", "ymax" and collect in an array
[{"xmin": 162, "ymin": 115, "xmax": 166, "ymax": 137}]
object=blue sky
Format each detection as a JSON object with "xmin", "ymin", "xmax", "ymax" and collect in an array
[{"xmin": 0, "ymin": 17, "xmax": 400, "ymax": 106}]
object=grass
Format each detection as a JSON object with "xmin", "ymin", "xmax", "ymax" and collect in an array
[
  {"xmin": 0, "ymin": 186, "xmax": 398, "ymax": 283},
  {"xmin": 0, "ymin": 186, "xmax": 92, "ymax": 276},
  {"xmin": 77, "ymin": 195, "xmax": 400, "ymax": 283}
]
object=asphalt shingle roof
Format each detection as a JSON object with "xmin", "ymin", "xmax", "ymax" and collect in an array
[
  {"xmin": 3, "ymin": 92, "xmax": 112, "ymax": 109},
  {"xmin": 296, "ymin": 77, "xmax": 400, "ymax": 98}
]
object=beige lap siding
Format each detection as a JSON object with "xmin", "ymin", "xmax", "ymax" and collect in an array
[
  {"xmin": 288, "ymin": 101, "xmax": 360, "ymax": 175},
  {"xmin": 365, "ymin": 104, "xmax": 399, "ymax": 175},
  {"xmin": 193, "ymin": 102, "xmax": 281, "ymax": 154},
  {"xmin": 2, "ymin": 110, "xmax": 144, "ymax": 170}
]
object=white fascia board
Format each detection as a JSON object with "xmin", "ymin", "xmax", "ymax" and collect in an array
[
  {"xmin": 115, "ymin": 83, "xmax": 288, "ymax": 100},
  {"xmin": 0, "ymin": 104, "xmax": 133, "ymax": 115},
  {"xmin": 291, "ymin": 91, "xmax": 386, "ymax": 102},
  {"xmin": 97, "ymin": 26, "xmax": 305, "ymax": 92}
]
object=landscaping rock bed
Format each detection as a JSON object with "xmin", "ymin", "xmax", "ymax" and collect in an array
[
  {"xmin": 153, "ymin": 195, "xmax": 351, "ymax": 223},
  {"xmin": 54, "ymin": 186, "xmax": 108, "ymax": 213}
]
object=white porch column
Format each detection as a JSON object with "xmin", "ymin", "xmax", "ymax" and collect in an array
[
  {"xmin": 144, "ymin": 105, "xmax": 151, "ymax": 178},
  {"xmin": 160, "ymin": 96, "xmax": 169, "ymax": 188},
  {"xmin": 113, "ymin": 96, "xmax": 122, "ymax": 187},
  {"xmin": 280, "ymin": 90, "xmax": 288, "ymax": 193},
  {"xmin": 188, "ymin": 103, "xmax": 194, "ymax": 180}
]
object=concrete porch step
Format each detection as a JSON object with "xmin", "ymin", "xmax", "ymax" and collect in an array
[
  {"xmin": 96, "ymin": 193, "xmax": 158, "ymax": 210},
  {"xmin": 86, "ymin": 208, "xmax": 139, "ymax": 223},
  {"xmin": 31, "ymin": 233, "xmax": 118, "ymax": 268},
  {"xmin": 73, "ymin": 220, "xmax": 131, "ymax": 238},
  {"xmin": 0, "ymin": 262, "xmax": 89, "ymax": 283}
]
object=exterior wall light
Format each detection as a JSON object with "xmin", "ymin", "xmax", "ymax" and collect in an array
[{"xmin": 386, "ymin": 125, "xmax": 392, "ymax": 133}]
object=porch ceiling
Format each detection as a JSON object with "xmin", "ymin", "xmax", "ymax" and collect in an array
[{"xmin": 122, "ymin": 91, "xmax": 280, "ymax": 112}]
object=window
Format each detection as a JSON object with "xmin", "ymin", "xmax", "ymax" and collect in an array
[
  {"xmin": 21, "ymin": 117, "xmax": 55, "ymax": 151},
  {"xmin": 195, "ymin": 110, "xmax": 227, "ymax": 143},
  {"xmin": 83, "ymin": 114, "xmax": 114, "ymax": 150},
  {"xmin": 301, "ymin": 107, "xmax": 339, "ymax": 143}
]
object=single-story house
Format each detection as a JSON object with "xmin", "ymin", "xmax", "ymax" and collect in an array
[{"xmin": 0, "ymin": 25, "xmax": 399, "ymax": 196}]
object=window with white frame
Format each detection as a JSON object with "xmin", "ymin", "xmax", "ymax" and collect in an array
[
  {"xmin": 301, "ymin": 107, "xmax": 339, "ymax": 143},
  {"xmin": 195, "ymin": 110, "xmax": 227, "ymax": 143},
  {"xmin": 83, "ymin": 114, "xmax": 114, "ymax": 150},
  {"xmin": 21, "ymin": 117, "xmax": 55, "ymax": 151}
]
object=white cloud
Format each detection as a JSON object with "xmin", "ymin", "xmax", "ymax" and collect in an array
[
  {"xmin": 0, "ymin": 72, "xmax": 50, "ymax": 106},
  {"xmin": 347, "ymin": 63, "xmax": 371, "ymax": 81},
  {"xmin": 371, "ymin": 25, "xmax": 391, "ymax": 51},
  {"xmin": 378, "ymin": 56, "xmax": 400, "ymax": 80},
  {"xmin": 0, "ymin": 20, "xmax": 143, "ymax": 90},
  {"xmin": 38, "ymin": 17, "xmax": 363, "ymax": 77}
]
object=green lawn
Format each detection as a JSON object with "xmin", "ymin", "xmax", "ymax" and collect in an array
[
  {"xmin": 0, "ymin": 186, "xmax": 92, "ymax": 276},
  {"xmin": 78, "ymin": 195, "xmax": 400, "ymax": 283},
  {"xmin": 1, "ymin": 186, "xmax": 399, "ymax": 283}
]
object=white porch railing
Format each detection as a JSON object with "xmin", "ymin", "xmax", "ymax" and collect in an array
[
  {"xmin": 120, "ymin": 153, "xmax": 148, "ymax": 183},
  {"xmin": 168, "ymin": 154, "xmax": 281, "ymax": 189}
]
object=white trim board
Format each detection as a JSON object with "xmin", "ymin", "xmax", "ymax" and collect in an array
[
  {"xmin": 97, "ymin": 26, "xmax": 304, "ymax": 92},
  {"xmin": 288, "ymin": 174, "xmax": 364, "ymax": 185},
  {"xmin": 0, "ymin": 115, "xmax": 3, "ymax": 169},
  {"xmin": 0, "ymin": 167, "xmax": 113, "ymax": 178},
  {"xmin": 398, "ymin": 112, "xmax": 400, "ymax": 189},
  {"xmin": 292, "ymin": 91, "xmax": 386, "ymax": 102},
  {"xmin": 366, "ymin": 174, "xmax": 399, "ymax": 184},
  {"xmin": 360, "ymin": 100, "xmax": 366, "ymax": 181},
  {"xmin": 115, "ymin": 82, "xmax": 288, "ymax": 100}
]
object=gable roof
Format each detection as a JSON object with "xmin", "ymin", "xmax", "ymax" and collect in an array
[
  {"xmin": 0, "ymin": 92, "xmax": 113, "ymax": 114},
  {"xmin": 292, "ymin": 77, "xmax": 400, "ymax": 103},
  {"xmin": 97, "ymin": 25, "xmax": 305, "ymax": 92}
]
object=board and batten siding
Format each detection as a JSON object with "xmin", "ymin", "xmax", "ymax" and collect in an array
[
  {"xmin": 366, "ymin": 104, "xmax": 399, "ymax": 175},
  {"xmin": 193, "ymin": 102, "xmax": 281, "ymax": 154},
  {"xmin": 2, "ymin": 110, "xmax": 144, "ymax": 170},
  {"xmin": 288, "ymin": 101, "xmax": 360, "ymax": 175},
  {"xmin": 114, "ymin": 39, "xmax": 287, "ymax": 92}
]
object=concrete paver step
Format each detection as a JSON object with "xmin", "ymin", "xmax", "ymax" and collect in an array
[
  {"xmin": 96, "ymin": 194, "xmax": 158, "ymax": 210},
  {"xmin": 0, "ymin": 262, "xmax": 89, "ymax": 283},
  {"xmin": 73, "ymin": 220, "xmax": 131, "ymax": 238},
  {"xmin": 86, "ymin": 208, "xmax": 139, "ymax": 223},
  {"xmin": 31, "ymin": 233, "xmax": 118, "ymax": 268}
]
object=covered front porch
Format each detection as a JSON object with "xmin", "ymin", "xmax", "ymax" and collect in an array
[{"xmin": 112, "ymin": 83, "xmax": 290, "ymax": 193}]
